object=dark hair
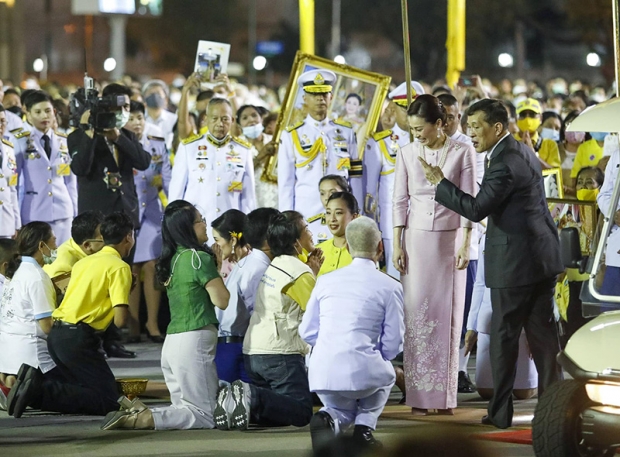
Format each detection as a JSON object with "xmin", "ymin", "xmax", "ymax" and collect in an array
[
  {"xmin": 211, "ymin": 209, "xmax": 248, "ymax": 246},
  {"xmin": 467, "ymin": 99, "xmax": 509, "ymax": 130},
  {"xmin": 407, "ymin": 94, "xmax": 447, "ymax": 124},
  {"xmin": 4, "ymin": 87, "xmax": 19, "ymax": 98},
  {"xmin": 560, "ymin": 110, "xmax": 581, "ymax": 142},
  {"xmin": 318, "ymin": 174, "xmax": 352, "ymax": 193},
  {"xmin": 263, "ymin": 112, "xmax": 278, "ymax": 128},
  {"xmin": 129, "ymin": 100, "xmax": 145, "ymax": 114},
  {"xmin": 437, "ymin": 93, "xmax": 458, "ymax": 108},
  {"xmin": 102, "ymin": 83, "xmax": 132, "ymax": 98},
  {"xmin": 432, "ymin": 85, "xmax": 453, "ymax": 96},
  {"xmin": 345, "ymin": 93, "xmax": 362, "ymax": 104},
  {"xmin": 12, "ymin": 221, "xmax": 53, "ymax": 281},
  {"xmin": 72, "ymin": 210, "xmax": 104, "ymax": 245},
  {"xmin": 282, "ymin": 210, "xmax": 305, "ymax": 238},
  {"xmin": 20, "ymin": 89, "xmax": 36, "ymax": 106},
  {"xmin": 500, "ymin": 99, "xmax": 517, "ymax": 120},
  {"xmin": 236, "ymin": 104, "xmax": 260, "ymax": 125},
  {"xmin": 0, "ymin": 238, "xmax": 19, "ymax": 279},
  {"xmin": 267, "ymin": 214, "xmax": 300, "ymax": 257},
  {"xmin": 326, "ymin": 191, "xmax": 359, "ymax": 215},
  {"xmin": 24, "ymin": 90, "xmax": 53, "ymax": 111},
  {"xmin": 576, "ymin": 166, "xmax": 605, "ymax": 187},
  {"xmin": 542, "ymin": 111, "xmax": 561, "ymax": 126},
  {"xmin": 196, "ymin": 90, "xmax": 214, "ymax": 102},
  {"xmin": 100, "ymin": 212, "xmax": 134, "ymax": 245},
  {"xmin": 244, "ymin": 207, "xmax": 281, "ymax": 249},
  {"xmin": 156, "ymin": 200, "xmax": 212, "ymax": 284}
]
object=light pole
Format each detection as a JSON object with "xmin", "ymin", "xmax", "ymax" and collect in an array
[
  {"xmin": 108, "ymin": 15, "xmax": 127, "ymax": 81},
  {"xmin": 299, "ymin": 0, "xmax": 315, "ymax": 54},
  {"xmin": 330, "ymin": 0, "xmax": 341, "ymax": 59}
]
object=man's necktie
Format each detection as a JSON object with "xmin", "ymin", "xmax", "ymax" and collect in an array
[{"xmin": 42, "ymin": 134, "xmax": 52, "ymax": 159}]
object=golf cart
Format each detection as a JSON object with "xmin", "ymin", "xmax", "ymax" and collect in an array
[{"xmin": 532, "ymin": 98, "xmax": 620, "ymax": 457}]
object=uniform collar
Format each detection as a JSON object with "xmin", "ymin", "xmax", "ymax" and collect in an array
[
  {"xmin": 21, "ymin": 256, "xmax": 42, "ymax": 267},
  {"xmin": 207, "ymin": 133, "xmax": 231, "ymax": 147},
  {"xmin": 100, "ymin": 245, "xmax": 123, "ymax": 259},
  {"xmin": 305, "ymin": 114, "xmax": 329, "ymax": 129},
  {"xmin": 351, "ymin": 257, "xmax": 377, "ymax": 268}
]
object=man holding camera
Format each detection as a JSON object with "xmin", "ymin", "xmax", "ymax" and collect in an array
[{"xmin": 68, "ymin": 83, "xmax": 151, "ymax": 359}]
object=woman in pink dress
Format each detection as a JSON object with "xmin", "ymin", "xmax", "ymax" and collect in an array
[{"xmin": 392, "ymin": 94, "xmax": 476, "ymax": 415}]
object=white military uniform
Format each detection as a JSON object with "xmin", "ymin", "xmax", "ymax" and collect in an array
[
  {"xmin": 278, "ymin": 70, "xmax": 363, "ymax": 244},
  {"xmin": 598, "ymin": 144, "xmax": 620, "ymax": 268},
  {"xmin": 6, "ymin": 111, "xmax": 23, "ymax": 134},
  {"xmin": 299, "ymin": 258, "xmax": 404, "ymax": 432},
  {"xmin": 0, "ymin": 138, "xmax": 20, "ymax": 238},
  {"xmin": 169, "ymin": 132, "xmax": 256, "ymax": 241}
]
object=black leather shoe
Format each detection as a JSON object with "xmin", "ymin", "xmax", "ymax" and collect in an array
[
  {"xmin": 458, "ymin": 371, "xmax": 476, "ymax": 393},
  {"xmin": 6, "ymin": 364, "xmax": 32, "ymax": 416},
  {"xmin": 11, "ymin": 365, "xmax": 43, "ymax": 418},
  {"xmin": 310, "ymin": 411, "xmax": 335, "ymax": 450},
  {"xmin": 145, "ymin": 331, "xmax": 165, "ymax": 344},
  {"xmin": 398, "ymin": 394, "xmax": 406, "ymax": 405},
  {"xmin": 353, "ymin": 425, "xmax": 382, "ymax": 448},
  {"xmin": 481, "ymin": 415, "xmax": 494, "ymax": 425},
  {"xmin": 105, "ymin": 343, "xmax": 137, "ymax": 359}
]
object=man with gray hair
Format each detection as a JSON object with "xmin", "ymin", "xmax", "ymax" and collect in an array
[{"xmin": 299, "ymin": 216, "xmax": 404, "ymax": 450}]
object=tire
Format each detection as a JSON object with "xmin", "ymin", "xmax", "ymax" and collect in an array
[{"xmin": 532, "ymin": 379, "xmax": 615, "ymax": 457}]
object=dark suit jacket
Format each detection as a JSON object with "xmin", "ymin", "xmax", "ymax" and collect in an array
[
  {"xmin": 435, "ymin": 135, "xmax": 563, "ymax": 289},
  {"xmin": 68, "ymin": 128, "xmax": 151, "ymax": 228}
]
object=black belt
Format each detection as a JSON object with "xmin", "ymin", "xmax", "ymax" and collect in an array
[
  {"xmin": 218, "ymin": 336, "xmax": 244, "ymax": 344},
  {"xmin": 53, "ymin": 320, "xmax": 101, "ymax": 334},
  {"xmin": 53, "ymin": 320, "xmax": 77, "ymax": 327}
]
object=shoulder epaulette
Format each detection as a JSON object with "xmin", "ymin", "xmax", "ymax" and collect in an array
[
  {"xmin": 372, "ymin": 129, "xmax": 392, "ymax": 141},
  {"xmin": 14, "ymin": 130, "xmax": 30, "ymax": 139},
  {"xmin": 307, "ymin": 213, "xmax": 325, "ymax": 224},
  {"xmin": 233, "ymin": 136, "xmax": 252, "ymax": 149},
  {"xmin": 332, "ymin": 119, "xmax": 353, "ymax": 129},
  {"xmin": 285, "ymin": 121, "xmax": 304, "ymax": 132},
  {"xmin": 1, "ymin": 138, "xmax": 14, "ymax": 148},
  {"xmin": 55, "ymin": 130, "xmax": 67, "ymax": 138},
  {"xmin": 147, "ymin": 135, "xmax": 165, "ymax": 142},
  {"xmin": 180, "ymin": 133, "xmax": 204, "ymax": 145},
  {"xmin": 9, "ymin": 127, "xmax": 23, "ymax": 134}
]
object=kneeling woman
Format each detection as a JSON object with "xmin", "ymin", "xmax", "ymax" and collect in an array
[{"xmin": 103, "ymin": 200, "xmax": 230, "ymax": 430}]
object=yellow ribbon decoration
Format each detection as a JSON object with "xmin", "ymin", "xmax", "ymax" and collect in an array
[{"xmin": 292, "ymin": 132, "xmax": 327, "ymax": 169}]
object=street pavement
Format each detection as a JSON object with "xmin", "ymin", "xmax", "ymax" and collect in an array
[{"xmin": 0, "ymin": 342, "xmax": 539, "ymax": 457}]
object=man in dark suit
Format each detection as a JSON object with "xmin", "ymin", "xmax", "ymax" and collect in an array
[
  {"xmin": 419, "ymin": 99, "xmax": 563, "ymax": 429},
  {"xmin": 68, "ymin": 83, "xmax": 151, "ymax": 359}
]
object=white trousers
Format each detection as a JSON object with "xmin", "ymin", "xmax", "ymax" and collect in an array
[
  {"xmin": 383, "ymin": 238, "xmax": 399, "ymax": 279},
  {"xmin": 316, "ymin": 383, "xmax": 393, "ymax": 432},
  {"xmin": 49, "ymin": 218, "xmax": 72, "ymax": 246},
  {"xmin": 151, "ymin": 325, "xmax": 219, "ymax": 430},
  {"xmin": 476, "ymin": 332, "xmax": 538, "ymax": 389}
]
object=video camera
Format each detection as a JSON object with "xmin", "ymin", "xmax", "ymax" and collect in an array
[{"xmin": 69, "ymin": 74, "xmax": 126, "ymax": 131}]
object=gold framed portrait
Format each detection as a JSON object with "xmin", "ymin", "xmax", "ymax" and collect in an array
[
  {"xmin": 542, "ymin": 167, "xmax": 564, "ymax": 199},
  {"xmin": 264, "ymin": 51, "xmax": 392, "ymax": 183},
  {"xmin": 547, "ymin": 198, "xmax": 599, "ymax": 255}
]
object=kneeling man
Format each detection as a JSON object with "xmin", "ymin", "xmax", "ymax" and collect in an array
[{"xmin": 299, "ymin": 216, "xmax": 404, "ymax": 449}]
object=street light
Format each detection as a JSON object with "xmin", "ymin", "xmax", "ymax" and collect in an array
[
  {"xmin": 334, "ymin": 55, "xmax": 346, "ymax": 64},
  {"xmin": 104, "ymin": 57, "xmax": 117, "ymax": 72},
  {"xmin": 253, "ymin": 55, "xmax": 267, "ymax": 71},
  {"xmin": 498, "ymin": 53, "xmax": 514, "ymax": 68},
  {"xmin": 587, "ymin": 52, "xmax": 602, "ymax": 67},
  {"xmin": 33, "ymin": 58, "xmax": 44, "ymax": 72}
]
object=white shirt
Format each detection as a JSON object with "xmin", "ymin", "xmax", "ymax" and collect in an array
[
  {"xmin": 0, "ymin": 257, "xmax": 56, "ymax": 374},
  {"xmin": 144, "ymin": 122, "xmax": 164, "ymax": 138},
  {"xmin": 146, "ymin": 109, "xmax": 177, "ymax": 149},
  {"xmin": 597, "ymin": 146, "xmax": 620, "ymax": 267}
]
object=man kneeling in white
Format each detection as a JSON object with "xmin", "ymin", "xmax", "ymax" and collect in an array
[{"xmin": 299, "ymin": 216, "xmax": 405, "ymax": 450}]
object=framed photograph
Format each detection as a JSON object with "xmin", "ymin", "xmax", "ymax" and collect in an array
[
  {"xmin": 194, "ymin": 41, "xmax": 231, "ymax": 86},
  {"xmin": 547, "ymin": 198, "xmax": 598, "ymax": 255},
  {"xmin": 542, "ymin": 167, "xmax": 564, "ymax": 199},
  {"xmin": 265, "ymin": 51, "xmax": 392, "ymax": 183}
]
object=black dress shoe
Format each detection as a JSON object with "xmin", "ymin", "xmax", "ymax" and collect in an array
[
  {"xmin": 458, "ymin": 371, "xmax": 476, "ymax": 393},
  {"xmin": 6, "ymin": 364, "xmax": 33, "ymax": 416},
  {"xmin": 105, "ymin": 343, "xmax": 137, "ymax": 358},
  {"xmin": 145, "ymin": 330, "xmax": 165, "ymax": 344},
  {"xmin": 11, "ymin": 365, "xmax": 43, "ymax": 418},
  {"xmin": 310, "ymin": 411, "xmax": 335, "ymax": 450},
  {"xmin": 353, "ymin": 425, "xmax": 382, "ymax": 448},
  {"xmin": 398, "ymin": 394, "xmax": 406, "ymax": 405}
]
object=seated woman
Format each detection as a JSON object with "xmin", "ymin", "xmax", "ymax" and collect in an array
[
  {"xmin": 316, "ymin": 192, "xmax": 359, "ymax": 277},
  {"xmin": 215, "ymin": 214, "xmax": 315, "ymax": 430},
  {"xmin": 102, "ymin": 200, "xmax": 230, "ymax": 430},
  {"xmin": 211, "ymin": 209, "xmax": 252, "ymax": 384}
]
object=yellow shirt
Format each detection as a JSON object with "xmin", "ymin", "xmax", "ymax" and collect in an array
[
  {"xmin": 53, "ymin": 246, "xmax": 132, "ymax": 331},
  {"xmin": 43, "ymin": 238, "xmax": 86, "ymax": 278},
  {"xmin": 316, "ymin": 238, "xmax": 353, "ymax": 277},
  {"xmin": 571, "ymin": 139, "xmax": 603, "ymax": 178},
  {"xmin": 514, "ymin": 133, "xmax": 561, "ymax": 168},
  {"xmin": 282, "ymin": 272, "xmax": 316, "ymax": 311}
]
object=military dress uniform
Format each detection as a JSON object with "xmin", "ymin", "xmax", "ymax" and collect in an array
[
  {"xmin": 134, "ymin": 134, "xmax": 171, "ymax": 264},
  {"xmin": 14, "ymin": 129, "xmax": 77, "ymax": 244},
  {"xmin": 278, "ymin": 70, "xmax": 363, "ymax": 244},
  {"xmin": 0, "ymin": 138, "xmax": 21, "ymax": 238},
  {"xmin": 168, "ymin": 132, "xmax": 256, "ymax": 241}
]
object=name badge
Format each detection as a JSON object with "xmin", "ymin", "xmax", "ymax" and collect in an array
[
  {"xmin": 228, "ymin": 181, "xmax": 243, "ymax": 192},
  {"xmin": 57, "ymin": 163, "xmax": 71, "ymax": 176}
]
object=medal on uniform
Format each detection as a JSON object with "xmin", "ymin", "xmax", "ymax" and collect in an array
[{"xmin": 199, "ymin": 163, "xmax": 206, "ymax": 170}]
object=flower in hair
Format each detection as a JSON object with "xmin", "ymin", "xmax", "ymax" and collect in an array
[{"xmin": 229, "ymin": 231, "xmax": 242, "ymax": 240}]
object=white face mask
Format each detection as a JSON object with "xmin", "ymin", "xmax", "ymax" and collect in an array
[
  {"xmin": 42, "ymin": 242, "xmax": 57, "ymax": 265},
  {"xmin": 540, "ymin": 128, "xmax": 560, "ymax": 142},
  {"xmin": 116, "ymin": 110, "xmax": 130, "ymax": 129},
  {"xmin": 242, "ymin": 123, "xmax": 264, "ymax": 140}
]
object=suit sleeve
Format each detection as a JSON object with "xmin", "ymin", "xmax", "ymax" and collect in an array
[
  {"xmin": 392, "ymin": 146, "xmax": 410, "ymax": 227},
  {"xmin": 241, "ymin": 148, "xmax": 257, "ymax": 213},
  {"xmin": 380, "ymin": 284, "xmax": 405, "ymax": 361},
  {"xmin": 597, "ymin": 149, "xmax": 620, "ymax": 218},
  {"xmin": 68, "ymin": 129, "xmax": 96, "ymax": 176},
  {"xmin": 435, "ymin": 160, "xmax": 515, "ymax": 223},
  {"xmin": 116, "ymin": 131, "xmax": 151, "ymax": 171},
  {"xmin": 161, "ymin": 147, "xmax": 172, "ymax": 196},
  {"xmin": 278, "ymin": 132, "xmax": 296, "ymax": 211},
  {"xmin": 362, "ymin": 140, "xmax": 381, "ymax": 218},
  {"xmin": 168, "ymin": 142, "xmax": 189, "ymax": 201},
  {"xmin": 298, "ymin": 283, "xmax": 320, "ymax": 346}
]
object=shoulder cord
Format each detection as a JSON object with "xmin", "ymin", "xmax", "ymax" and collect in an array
[{"xmin": 163, "ymin": 249, "xmax": 202, "ymax": 287}]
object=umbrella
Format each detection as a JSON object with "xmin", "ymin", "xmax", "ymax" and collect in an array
[{"xmin": 566, "ymin": 97, "xmax": 620, "ymax": 133}]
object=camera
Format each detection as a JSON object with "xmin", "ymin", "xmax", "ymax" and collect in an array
[{"xmin": 69, "ymin": 74, "xmax": 126, "ymax": 131}]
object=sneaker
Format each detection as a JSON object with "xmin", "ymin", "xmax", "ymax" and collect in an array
[
  {"xmin": 310, "ymin": 411, "xmax": 335, "ymax": 451},
  {"xmin": 214, "ymin": 385, "xmax": 232, "ymax": 430},
  {"xmin": 230, "ymin": 380, "xmax": 251, "ymax": 430}
]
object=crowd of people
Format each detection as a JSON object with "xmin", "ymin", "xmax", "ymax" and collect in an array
[{"xmin": 0, "ymin": 66, "xmax": 618, "ymax": 453}]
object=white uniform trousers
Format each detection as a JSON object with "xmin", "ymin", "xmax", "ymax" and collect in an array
[
  {"xmin": 151, "ymin": 325, "xmax": 219, "ymax": 430},
  {"xmin": 316, "ymin": 383, "xmax": 393, "ymax": 433},
  {"xmin": 49, "ymin": 218, "xmax": 72, "ymax": 246},
  {"xmin": 382, "ymin": 238, "xmax": 399, "ymax": 279},
  {"xmin": 475, "ymin": 332, "xmax": 538, "ymax": 389}
]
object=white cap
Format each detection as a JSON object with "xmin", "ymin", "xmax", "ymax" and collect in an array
[
  {"xmin": 388, "ymin": 81, "xmax": 425, "ymax": 107},
  {"xmin": 297, "ymin": 69, "xmax": 337, "ymax": 94}
]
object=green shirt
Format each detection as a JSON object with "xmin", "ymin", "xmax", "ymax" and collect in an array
[{"xmin": 166, "ymin": 248, "xmax": 220, "ymax": 334}]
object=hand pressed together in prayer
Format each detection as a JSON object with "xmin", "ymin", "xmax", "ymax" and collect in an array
[{"xmin": 418, "ymin": 156, "xmax": 445, "ymax": 185}]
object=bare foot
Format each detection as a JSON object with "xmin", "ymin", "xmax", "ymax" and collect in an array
[{"xmin": 436, "ymin": 408, "xmax": 454, "ymax": 415}]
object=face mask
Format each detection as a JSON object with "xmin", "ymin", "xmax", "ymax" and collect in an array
[
  {"xmin": 115, "ymin": 110, "xmax": 130, "ymax": 129},
  {"xmin": 6, "ymin": 106, "xmax": 23, "ymax": 118},
  {"xmin": 145, "ymin": 93, "xmax": 166, "ymax": 109},
  {"xmin": 517, "ymin": 117, "xmax": 541, "ymax": 134},
  {"xmin": 540, "ymin": 128, "xmax": 560, "ymax": 142},
  {"xmin": 565, "ymin": 131, "xmax": 585, "ymax": 144},
  {"xmin": 169, "ymin": 91, "xmax": 182, "ymax": 106},
  {"xmin": 41, "ymin": 242, "xmax": 57, "ymax": 265},
  {"xmin": 551, "ymin": 83, "xmax": 567, "ymax": 95},
  {"xmin": 590, "ymin": 132, "xmax": 608, "ymax": 142},
  {"xmin": 242, "ymin": 124, "xmax": 264, "ymax": 140},
  {"xmin": 576, "ymin": 188, "xmax": 600, "ymax": 201}
]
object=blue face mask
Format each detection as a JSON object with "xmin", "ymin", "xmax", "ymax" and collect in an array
[
  {"xmin": 591, "ymin": 132, "xmax": 608, "ymax": 142},
  {"xmin": 541, "ymin": 128, "xmax": 560, "ymax": 142}
]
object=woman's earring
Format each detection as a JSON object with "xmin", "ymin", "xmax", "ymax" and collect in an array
[{"xmin": 437, "ymin": 130, "xmax": 441, "ymax": 138}]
